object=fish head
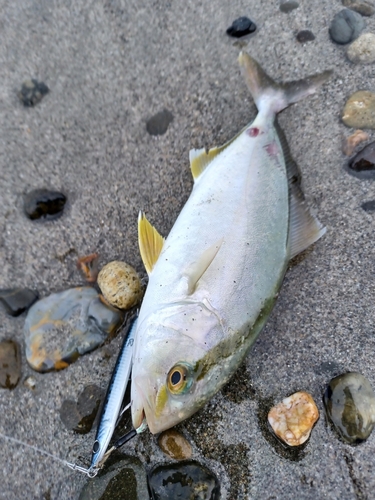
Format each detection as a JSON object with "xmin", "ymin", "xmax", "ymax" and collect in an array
[{"xmin": 131, "ymin": 304, "xmax": 226, "ymax": 434}]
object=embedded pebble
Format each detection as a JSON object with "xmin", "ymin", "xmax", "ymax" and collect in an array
[
  {"xmin": 347, "ymin": 33, "xmax": 375, "ymax": 63},
  {"xmin": 146, "ymin": 109, "xmax": 174, "ymax": 135},
  {"xmin": 18, "ymin": 79, "xmax": 49, "ymax": 107},
  {"xmin": 324, "ymin": 372, "xmax": 375, "ymax": 444},
  {"xmin": 329, "ymin": 9, "xmax": 365, "ymax": 44},
  {"xmin": 362, "ymin": 199, "xmax": 375, "ymax": 210},
  {"xmin": 24, "ymin": 188, "xmax": 66, "ymax": 220},
  {"xmin": 342, "ymin": 91, "xmax": 375, "ymax": 129},
  {"xmin": 0, "ymin": 288, "xmax": 39, "ymax": 316},
  {"xmin": 0, "ymin": 340, "xmax": 21, "ymax": 389},
  {"xmin": 24, "ymin": 287, "xmax": 124, "ymax": 372},
  {"xmin": 342, "ymin": 0, "xmax": 375, "ymax": 16},
  {"xmin": 279, "ymin": 1, "xmax": 299, "ymax": 13},
  {"xmin": 347, "ymin": 141, "xmax": 375, "ymax": 179},
  {"xmin": 158, "ymin": 429, "xmax": 192, "ymax": 460},
  {"xmin": 296, "ymin": 30, "xmax": 315, "ymax": 43},
  {"xmin": 59, "ymin": 384, "xmax": 103, "ymax": 434},
  {"xmin": 268, "ymin": 392, "xmax": 319, "ymax": 446},
  {"xmin": 97, "ymin": 261, "xmax": 142, "ymax": 310},
  {"xmin": 342, "ymin": 129, "xmax": 369, "ymax": 155},
  {"xmin": 77, "ymin": 253, "xmax": 100, "ymax": 283},
  {"xmin": 148, "ymin": 461, "xmax": 220, "ymax": 500},
  {"xmin": 23, "ymin": 376, "xmax": 36, "ymax": 391},
  {"xmin": 79, "ymin": 455, "xmax": 149, "ymax": 500},
  {"xmin": 226, "ymin": 17, "xmax": 256, "ymax": 38}
]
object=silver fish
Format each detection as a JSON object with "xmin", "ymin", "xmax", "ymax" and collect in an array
[{"xmin": 131, "ymin": 52, "xmax": 331, "ymax": 434}]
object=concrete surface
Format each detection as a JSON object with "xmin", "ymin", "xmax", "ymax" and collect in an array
[{"xmin": 0, "ymin": 0, "xmax": 374, "ymax": 498}]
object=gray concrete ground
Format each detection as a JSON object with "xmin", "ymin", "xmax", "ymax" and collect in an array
[{"xmin": 0, "ymin": 0, "xmax": 374, "ymax": 498}]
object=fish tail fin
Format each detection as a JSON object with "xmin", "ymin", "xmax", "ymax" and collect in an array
[{"xmin": 238, "ymin": 51, "xmax": 332, "ymax": 115}]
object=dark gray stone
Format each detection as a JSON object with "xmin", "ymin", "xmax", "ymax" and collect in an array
[
  {"xmin": 146, "ymin": 109, "xmax": 173, "ymax": 136},
  {"xmin": 226, "ymin": 17, "xmax": 257, "ymax": 38},
  {"xmin": 0, "ymin": 288, "xmax": 39, "ymax": 316},
  {"xmin": 280, "ymin": 1, "xmax": 299, "ymax": 13},
  {"xmin": 329, "ymin": 9, "xmax": 365, "ymax": 44}
]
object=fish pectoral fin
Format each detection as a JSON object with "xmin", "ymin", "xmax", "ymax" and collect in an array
[
  {"xmin": 288, "ymin": 184, "xmax": 326, "ymax": 259},
  {"xmin": 138, "ymin": 211, "xmax": 165, "ymax": 274},
  {"xmin": 184, "ymin": 238, "xmax": 223, "ymax": 294}
]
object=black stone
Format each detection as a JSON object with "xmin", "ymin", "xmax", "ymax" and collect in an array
[
  {"xmin": 362, "ymin": 200, "xmax": 375, "ymax": 211},
  {"xmin": 280, "ymin": 1, "xmax": 300, "ymax": 13},
  {"xmin": 59, "ymin": 384, "xmax": 104, "ymax": 434},
  {"xmin": 0, "ymin": 288, "xmax": 39, "ymax": 316},
  {"xmin": 148, "ymin": 461, "xmax": 220, "ymax": 500},
  {"xmin": 329, "ymin": 9, "xmax": 365, "ymax": 44},
  {"xmin": 146, "ymin": 109, "xmax": 174, "ymax": 136},
  {"xmin": 24, "ymin": 188, "xmax": 67, "ymax": 220},
  {"xmin": 346, "ymin": 141, "xmax": 375, "ymax": 179},
  {"xmin": 296, "ymin": 30, "xmax": 315, "ymax": 43},
  {"xmin": 226, "ymin": 17, "xmax": 257, "ymax": 38},
  {"xmin": 18, "ymin": 79, "xmax": 49, "ymax": 107}
]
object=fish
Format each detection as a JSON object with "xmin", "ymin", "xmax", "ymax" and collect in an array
[{"xmin": 131, "ymin": 52, "xmax": 331, "ymax": 434}]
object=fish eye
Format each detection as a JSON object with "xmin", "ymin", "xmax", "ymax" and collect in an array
[{"xmin": 167, "ymin": 363, "xmax": 193, "ymax": 394}]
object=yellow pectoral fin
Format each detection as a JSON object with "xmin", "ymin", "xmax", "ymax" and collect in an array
[{"xmin": 138, "ymin": 212, "xmax": 165, "ymax": 274}]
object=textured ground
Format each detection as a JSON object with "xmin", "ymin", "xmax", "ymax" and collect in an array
[{"xmin": 0, "ymin": 1, "xmax": 374, "ymax": 499}]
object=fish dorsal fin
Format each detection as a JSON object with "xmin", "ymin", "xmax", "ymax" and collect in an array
[
  {"xmin": 274, "ymin": 118, "xmax": 326, "ymax": 258},
  {"xmin": 184, "ymin": 239, "xmax": 223, "ymax": 294},
  {"xmin": 138, "ymin": 212, "xmax": 165, "ymax": 274},
  {"xmin": 189, "ymin": 125, "xmax": 249, "ymax": 181}
]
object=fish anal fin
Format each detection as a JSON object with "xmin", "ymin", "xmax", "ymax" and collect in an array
[
  {"xmin": 185, "ymin": 239, "xmax": 223, "ymax": 294},
  {"xmin": 289, "ymin": 186, "xmax": 326, "ymax": 259},
  {"xmin": 138, "ymin": 212, "xmax": 165, "ymax": 274}
]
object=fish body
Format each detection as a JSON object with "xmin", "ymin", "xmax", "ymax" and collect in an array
[{"xmin": 131, "ymin": 53, "xmax": 331, "ymax": 434}]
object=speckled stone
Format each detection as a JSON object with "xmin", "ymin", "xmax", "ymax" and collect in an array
[
  {"xmin": 0, "ymin": 288, "xmax": 39, "ymax": 316},
  {"xmin": 148, "ymin": 461, "xmax": 220, "ymax": 500},
  {"xmin": 226, "ymin": 17, "xmax": 256, "ymax": 38},
  {"xmin": 97, "ymin": 261, "xmax": 142, "ymax": 310},
  {"xmin": 280, "ymin": 1, "xmax": 299, "ymax": 13},
  {"xmin": 342, "ymin": 129, "xmax": 369, "ymax": 155},
  {"xmin": 146, "ymin": 109, "xmax": 173, "ymax": 135},
  {"xmin": 268, "ymin": 392, "xmax": 319, "ymax": 446},
  {"xmin": 0, "ymin": 340, "xmax": 21, "ymax": 389},
  {"xmin": 18, "ymin": 79, "xmax": 49, "ymax": 107},
  {"xmin": 79, "ymin": 455, "xmax": 149, "ymax": 500},
  {"xmin": 342, "ymin": 90, "xmax": 375, "ymax": 128},
  {"xmin": 324, "ymin": 372, "xmax": 375, "ymax": 444},
  {"xmin": 296, "ymin": 30, "xmax": 315, "ymax": 43},
  {"xmin": 342, "ymin": 0, "xmax": 375, "ymax": 16},
  {"xmin": 24, "ymin": 287, "xmax": 124, "ymax": 372},
  {"xmin": 347, "ymin": 33, "xmax": 375, "ymax": 63},
  {"xmin": 329, "ymin": 9, "xmax": 365, "ymax": 44},
  {"xmin": 158, "ymin": 429, "xmax": 192, "ymax": 460},
  {"xmin": 60, "ymin": 384, "xmax": 104, "ymax": 434},
  {"xmin": 24, "ymin": 188, "xmax": 67, "ymax": 220}
]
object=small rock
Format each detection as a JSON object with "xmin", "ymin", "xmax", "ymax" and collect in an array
[
  {"xmin": 24, "ymin": 287, "xmax": 124, "ymax": 372},
  {"xmin": 24, "ymin": 188, "xmax": 67, "ymax": 220},
  {"xmin": 77, "ymin": 253, "xmax": 100, "ymax": 283},
  {"xmin": 347, "ymin": 141, "xmax": 375, "ymax": 179},
  {"xmin": 342, "ymin": 0, "xmax": 375, "ymax": 16},
  {"xmin": 342, "ymin": 90, "xmax": 375, "ymax": 129},
  {"xmin": 362, "ymin": 200, "xmax": 375, "ymax": 210},
  {"xmin": 158, "ymin": 429, "xmax": 193, "ymax": 460},
  {"xmin": 280, "ymin": 1, "xmax": 299, "ymax": 13},
  {"xmin": 226, "ymin": 17, "xmax": 256, "ymax": 38},
  {"xmin": 347, "ymin": 33, "xmax": 375, "ymax": 63},
  {"xmin": 0, "ymin": 288, "xmax": 39, "ymax": 316},
  {"xmin": 79, "ymin": 455, "xmax": 149, "ymax": 500},
  {"xmin": 329, "ymin": 9, "xmax": 365, "ymax": 44},
  {"xmin": 296, "ymin": 30, "xmax": 315, "ymax": 43},
  {"xmin": 268, "ymin": 392, "xmax": 319, "ymax": 446},
  {"xmin": 23, "ymin": 376, "xmax": 37, "ymax": 391},
  {"xmin": 18, "ymin": 79, "xmax": 49, "ymax": 107},
  {"xmin": 60, "ymin": 384, "xmax": 103, "ymax": 434},
  {"xmin": 146, "ymin": 109, "xmax": 174, "ymax": 136},
  {"xmin": 324, "ymin": 372, "xmax": 375, "ymax": 444},
  {"xmin": 0, "ymin": 340, "xmax": 21, "ymax": 389},
  {"xmin": 97, "ymin": 261, "xmax": 142, "ymax": 310},
  {"xmin": 148, "ymin": 461, "xmax": 220, "ymax": 500},
  {"xmin": 342, "ymin": 129, "xmax": 369, "ymax": 155}
]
